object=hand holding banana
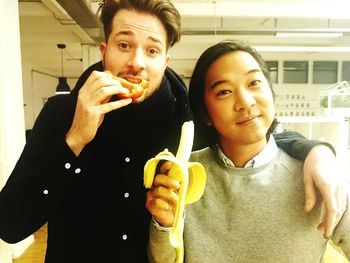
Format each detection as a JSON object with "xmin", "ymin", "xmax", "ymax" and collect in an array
[{"xmin": 144, "ymin": 121, "xmax": 207, "ymax": 263}]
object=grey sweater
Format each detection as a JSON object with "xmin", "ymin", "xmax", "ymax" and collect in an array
[{"xmin": 148, "ymin": 146, "xmax": 350, "ymax": 263}]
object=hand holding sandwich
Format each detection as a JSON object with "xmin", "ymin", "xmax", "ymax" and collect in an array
[{"xmin": 66, "ymin": 70, "xmax": 148, "ymax": 156}]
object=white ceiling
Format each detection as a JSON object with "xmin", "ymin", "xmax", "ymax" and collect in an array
[{"xmin": 18, "ymin": 0, "xmax": 350, "ymax": 79}]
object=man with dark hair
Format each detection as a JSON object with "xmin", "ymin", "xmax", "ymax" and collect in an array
[
  {"xmin": 147, "ymin": 40, "xmax": 350, "ymax": 263},
  {"xmin": 0, "ymin": 1, "xmax": 345, "ymax": 262}
]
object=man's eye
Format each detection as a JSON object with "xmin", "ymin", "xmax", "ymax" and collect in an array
[
  {"xmin": 118, "ymin": 42, "xmax": 129, "ymax": 49},
  {"xmin": 147, "ymin": 48, "xmax": 159, "ymax": 56},
  {"xmin": 250, "ymin": 80, "xmax": 262, "ymax": 87},
  {"xmin": 217, "ymin": 90, "xmax": 231, "ymax": 96}
]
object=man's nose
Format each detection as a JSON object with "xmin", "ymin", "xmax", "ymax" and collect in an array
[
  {"xmin": 126, "ymin": 49, "xmax": 146, "ymax": 72},
  {"xmin": 234, "ymin": 87, "xmax": 256, "ymax": 111}
]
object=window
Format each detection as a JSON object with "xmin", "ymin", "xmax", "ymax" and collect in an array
[
  {"xmin": 342, "ymin": 61, "xmax": 350, "ymax": 81},
  {"xmin": 266, "ymin": 61, "xmax": 278, "ymax": 84},
  {"xmin": 313, "ymin": 61, "xmax": 338, "ymax": 84},
  {"xmin": 283, "ymin": 61, "xmax": 308, "ymax": 83}
]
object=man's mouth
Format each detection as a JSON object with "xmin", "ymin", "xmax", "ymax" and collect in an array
[
  {"xmin": 121, "ymin": 76, "xmax": 143, "ymax": 84},
  {"xmin": 236, "ymin": 115, "xmax": 259, "ymax": 125}
]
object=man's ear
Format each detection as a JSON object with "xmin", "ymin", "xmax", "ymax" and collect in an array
[
  {"xmin": 165, "ymin": 53, "xmax": 170, "ymax": 67},
  {"xmin": 100, "ymin": 42, "xmax": 107, "ymax": 59},
  {"xmin": 99, "ymin": 43, "xmax": 107, "ymax": 68},
  {"xmin": 200, "ymin": 108, "xmax": 212, "ymax": 126}
]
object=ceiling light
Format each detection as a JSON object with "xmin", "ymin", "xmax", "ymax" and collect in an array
[
  {"xmin": 255, "ymin": 46, "xmax": 350, "ymax": 52},
  {"xmin": 56, "ymin": 44, "xmax": 70, "ymax": 95},
  {"xmin": 275, "ymin": 32, "xmax": 343, "ymax": 38}
]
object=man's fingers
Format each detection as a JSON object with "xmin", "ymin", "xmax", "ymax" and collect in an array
[
  {"xmin": 153, "ymin": 173, "xmax": 180, "ymax": 191},
  {"xmin": 322, "ymin": 198, "xmax": 337, "ymax": 237},
  {"xmin": 159, "ymin": 161, "xmax": 173, "ymax": 174},
  {"xmin": 146, "ymin": 193, "xmax": 175, "ymax": 227},
  {"xmin": 154, "ymin": 184, "xmax": 178, "ymax": 200},
  {"xmin": 319, "ymin": 183, "xmax": 344, "ymax": 237},
  {"xmin": 82, "ymin": 71, "xmax": 130, "ymax": 104},
  {"xmin": 92, "ymin": 84, "xmax": 130, "ymax": 104},
  {"xmin": 146, "ymin": 186, "xmax": 178, "ymax": 217},
  {"xmin": 304, "ymin": 176, "xmax": 317, "ymax": 212},
  {"xmin": 150, "ymin": 195, "xmax": 173, "ymax": 211},
  {"xmin": 317, "ymin": 222, "xmax": 325, "ymax": 236},
  {"xmin": 323, "ymin": 185, "xmax": 346, "ymax": 237},
  {"xmin": 97, "ymin": 98, "xmax": 132, "ymax": 115},
  {"xmin": 82, "ymin": 70, "xmax": 115, "ymax": 93}
]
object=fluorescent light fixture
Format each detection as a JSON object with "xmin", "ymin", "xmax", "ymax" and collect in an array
[
  {"xmin": 255, "ymin": 46, "xmax": 350, "ymax": 52},
  {"xmin": 275, "ymin": 32, "xmax": 343, "ymax": 38}
]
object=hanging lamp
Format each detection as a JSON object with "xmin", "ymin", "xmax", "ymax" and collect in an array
[{"xmin": 55, "ymin": 43, "xmax": 71, "ymax": 95}]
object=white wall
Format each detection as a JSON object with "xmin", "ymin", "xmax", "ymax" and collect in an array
[
  {"xmin": 0, "ymin": 0, "xmax": 31, "ymax": 262},
  {"xmin": 21, "ymin": 43, "xmax": 97, "ymax": 130},
  {"xmin": 22, "ymin": 64, "xmax": 78, "ymax": 130}
]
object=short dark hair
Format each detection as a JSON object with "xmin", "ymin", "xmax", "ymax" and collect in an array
[
  {"xmin": 99, "ymin": 0, "xmax": 181, "ymax": 49},
  {"xmin": 189, "ymin": 40, "xmax": 277, "ymax": 148}
]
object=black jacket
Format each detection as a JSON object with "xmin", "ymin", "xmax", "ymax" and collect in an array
[
  {"xmin": 0, "ymin": 62, "xmax": 332, "ymax": 262},
  {"xmin": 0, "ymin": 62, "xmax": 190, "ymax": 263}
]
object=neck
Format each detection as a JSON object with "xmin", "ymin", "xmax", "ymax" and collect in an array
[{"xmin": 219, "ymin": 138, "xmax": 267, "ymax": 168}]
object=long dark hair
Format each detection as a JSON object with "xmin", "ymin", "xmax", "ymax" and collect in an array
[{"xmin": 189, "ymin": 40, "xmax": 278, "ymax": 149}]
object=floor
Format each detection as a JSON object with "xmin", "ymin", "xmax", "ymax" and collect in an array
[
  {"xmin": 13, "ymin": 224, "xmax": 47, "ymax": 263},
  {"xmin": 12, "ymin": 224, "xmax": 349, "ymax": 263}
]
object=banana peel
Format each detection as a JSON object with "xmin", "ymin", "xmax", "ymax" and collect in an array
[{"xmin": 144, "ymin": 121, "xmax": 207, "ymax": 263}]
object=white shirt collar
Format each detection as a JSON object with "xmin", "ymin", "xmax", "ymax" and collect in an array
[{"xmin": 217, "ymin": 135, "xmax": 278, "ymax": 168}]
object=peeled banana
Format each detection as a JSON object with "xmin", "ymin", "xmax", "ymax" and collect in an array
[{"xmin": 144, "ymin": 121, "xmax": 207, "ymax": 263}]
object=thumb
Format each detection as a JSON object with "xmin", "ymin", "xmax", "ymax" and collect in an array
[{"xmin": 304, "ymin": 176, "xmax": 317, "ymax": 212}]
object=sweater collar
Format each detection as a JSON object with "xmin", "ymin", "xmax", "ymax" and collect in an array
[{"xmin": 216, "ymin": 135, "xmax": 278, "ymax": 168}]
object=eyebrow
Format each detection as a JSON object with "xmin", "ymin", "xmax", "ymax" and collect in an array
[
  {"xmin": 208, "ymin": 80, "xmax": 226, "ymax": 90},
  {"xmin": 115, "ymin": 30, "xmax": 165, "ymax": 46},
  {"xmin": 115, "ymin": 30, "xmax": 132, "ymax": 37},
  {"xmin": 208, "ymin": 68, "xmax": 262, "ymax": 90},
  {"xmin": 246, "ymin": 68, "xmax": 262, "ymax": 75}
]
